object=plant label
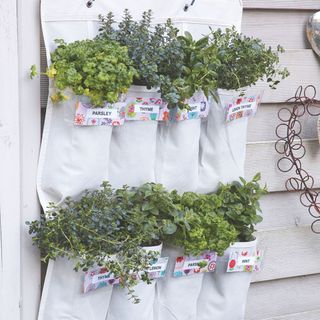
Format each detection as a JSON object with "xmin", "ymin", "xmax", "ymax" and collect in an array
[
  {"xmin": 173, "ymin": 252, "xmax": 217, "ymax": 277},
  {"xmin": 159, "ymin": 91, "xmax": 209, "ymax": 121},
  {"xmin": 125, "ymin": 97, "xmax": 163, "ymax": 121},
  {"xmin": 227, "ymin": 249, "xmax": 264, "ymax": 273},
  {"xmin": 147, "ymin": 257, "xmax": 169, "ymax": 280},
  {"xmin": 74, "ymin": 101, "xmax": 125, "ymax": 126},
  {"xmin": 83, "ymin": 267, "xmax": 120, "ymax": 293},
  {"xmin": 225, "ymin": 93, "xmax": 262, "ymax": 123}
]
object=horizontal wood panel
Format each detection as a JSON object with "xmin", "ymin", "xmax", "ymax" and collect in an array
[
  {"xmin": 245, "ymin": 139, "xmax": 320, "ymax": 192},
  {"xmin": 252, "ymin": 226, "xmax": 320, "ymax": 282},
  {"xmin": 256, "ymin": 49, "xmax": 320, "ymax": 103},
  {"xmin": 257, "ymin": 191, "xmax": 315, "ymax": 231},
  {"xmin": 262, "ymin": 310, "xmax": 320, "ymax": 320},
  {"xmin": 247, "ymin": 103, "xmax": 318, "ymax": 142},
  {"xmin": 243, "ymin": 0, "xmax": 320, "ymax": 10},
  {"xmin": 246, "ymin": 274, "xmax": 320, "ymax": 319},
  {"xmin": 242, "ymin": 10, "xmax": 311, "ymax": 49}
]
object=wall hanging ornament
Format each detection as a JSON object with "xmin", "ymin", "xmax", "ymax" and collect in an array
[
  {"xmin": 275, "ymin": 85, "xmax": 320, "ymax": 233},
  {"xmin": 307, "ymin": 11, "xmax": 320, "ymax": 57}
]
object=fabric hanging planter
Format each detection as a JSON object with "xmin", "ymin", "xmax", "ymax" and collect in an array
[
  {"xmin": 38, "ymin": 1, "xmax": 245, "ymax": 319},
  {"xmin": 196, "ymin": 239, "xmax": 257, "ymax": 320}
]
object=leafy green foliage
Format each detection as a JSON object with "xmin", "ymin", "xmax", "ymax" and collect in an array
[
  {"xmin": 209, "ymin": 27, "xmax": 289, "ymax": 90},
  {"xmin": 48, "ymin": 38, "xmax": 137, "ymax": 106},
  {"xmin": 29, "ymin": 64, "xmax": 38, "ymax": 79},
  {"xmin": 216, "ymin": 173, "xmax": 268, "ymax": 242},
  {"xmin": 161, "ymin": 32, "xmax": 220, "ymax": 109},
  {"xmin": 27, "ymin": 175, "xmax": 266, "ymax": 302},
  {"xmin": 27, "ymin": 182, "xmax": 158, "ymax": 303},
  {"xmin": 169, "ymin": 192, "xmax": 238, "ymax": 256},
  {"xmin": 98, "ymin": 10, "xmax": 186, "ymax": 108}
]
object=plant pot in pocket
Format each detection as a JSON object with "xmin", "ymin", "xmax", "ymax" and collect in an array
[
  {"xmin": 196, "ymin": 239, "xmax": 257, "ymax": 320},
  {"xmin": 106, "ymin": 242, "xmax": 163, "ymax": 320}
]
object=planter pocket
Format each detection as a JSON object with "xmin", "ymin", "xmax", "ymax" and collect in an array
[
  {"xmin": 38, "ymin": 258, "xmax": 113, "ymax": 320},
  {"xmin": 196, "ymin": 239, "xmax": 257, "ymax": 320},
  {"xmin": 108, "ymin": 86, "xmax": 160, "ymax": 188},
  {"xmin": 197, "ymin": 89, "xmax": 250, "ymax": 194},
  {"xmin": 155, "ymin": 245, "xmax": 204, "ymax": 320},
  {"xmin": 106, "ymin": 243, "xmax": 163, "ymax": 320}
]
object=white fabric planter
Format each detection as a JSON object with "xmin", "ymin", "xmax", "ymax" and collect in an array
[
  {"xmin": 155, "ymin": 246, "xmax": 204, "ymax": 320},
  {"xmin": 197, "ymin": 89, "xmax": 249, "ymax": 193},
  {"xmin": 106, "ymin": 243, "xmax": 163, "ymax": 320},
  {"xmin": 38, "ymin": 258, "xmax": 113, "ymax": 320},
  {"xmin": 39, "ymin": 1, "xmax": 245, "ymax": 319},
  {"xmin": 197, "ymin": 239, "xmax": 257, "ymax": 320}
]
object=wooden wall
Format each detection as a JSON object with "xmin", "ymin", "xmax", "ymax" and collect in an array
[{"xmin": 242, "ymin": 2, "xmax": 320, "ymax": 319}]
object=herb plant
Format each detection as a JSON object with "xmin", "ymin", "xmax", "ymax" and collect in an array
[
  {"xmin": 98, "ymin": 10, "xmax": 186, "ymax": 108},
  {"xmin": 27, "ymin": 182, "xmax": 159, "ymax": 303},
  {"xmin": 167, "ymin": 192, "xmax": 239, "ymax": 256},
  {"xmin": 209, "ymin": 27, "xmax": 289, "ymax": 90},
  {"xmin": 44, "ymin": 38, "xmax": 137, "ymax": 106},
  {"xmin": 216, "ymin": 173, "xmax": 268, "ymax": 242}
]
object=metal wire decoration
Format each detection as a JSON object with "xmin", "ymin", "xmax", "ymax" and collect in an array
[{"xmin": 275, "ymin": 85, "xmax": 320, "ymax": 233}]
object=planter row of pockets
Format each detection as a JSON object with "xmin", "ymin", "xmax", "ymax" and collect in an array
[
  {"xmin": 72, "ymin": 88, "xmax": 261, "ymax": 127},
  {"xmin": 38, "ymin": 241, "xmax": 259, "ymax": 320}
]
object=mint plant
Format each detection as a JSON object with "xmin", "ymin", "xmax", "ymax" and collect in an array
[{"xmin": 216, "ymin": 173, "xmax": 268, "ymax": 242}]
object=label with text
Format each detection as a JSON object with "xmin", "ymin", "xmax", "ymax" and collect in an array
[
  {"xmin": 225, "ymin": 93, "xmax": 262, "ymax": 123},
  {"xmin": 125, "ymin": 97, "xmax": 164, "ymax": 121},
  {"xmin": 227, "ymin": 248, "xmax": 264, "ymax": 273},
  {"xmin": 74, "ymin": 101, "xmax": 125, "ymax": 126},
  {"xmin": 173, "ymin": 252, "xmax": 217, "ymax": 277}
]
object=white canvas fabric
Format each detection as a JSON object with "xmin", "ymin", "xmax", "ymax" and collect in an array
[
  {"xmin": 108, "ymin": 86, "xmax": 160, "ymax": 189},
  {"xmin": 197, "ymin": 89, "xmax": 249, "ymax": 194},
  {"xmin": 106, "ymin": 243, "xmax": 163, "ymax": 320},
  {"xmin": 155, "ymin": 245, "xmax": 204, "ymax": 320},
  {"xmin": 196, "ymin": 240, "xmax": 257, "ymax": 320},
  {"xmin": 38, "ymin": 0, "xmax": 245, "ymax": 319},
  {"xmin": 38, "ymin": 258, "xmax": 114, "ymax": 320}
]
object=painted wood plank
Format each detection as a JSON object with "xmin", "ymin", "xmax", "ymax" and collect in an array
[
  {"xmin": 242, "ymin": 10, "xmax": 311, "ymax": 49},
  {"xmin": 246, "ymin": 274, "xmax": 320, "ymax": 319},
  {"xmin": 256, "ymin": 49, "xmax": 320, "ymax": 103},
  {"xmin": 245, "ymin": 139, "xmax": 320, "ymax": 192},
  {"xmin": 247, "ymin": 103, "xmax": 318, "ymax": 143},
  {"xmin": 0, "ymin": 1, "xmax": 21, "ymax": 319},
  {"xmin": 261, "ymin": 310, "xmax": 320, "ymax": 320},
  {"xmin": 257, "ymin": 191, "xmax": 315, "ymax": 231},
  {"xmin": 17, "ymin": 0, "xmax": 42, "ymax": 319},
  {"xmin": 252, "ymin": 226, "xmax": 320, "ymax": 282},
  {"xmin": 243, "ymin": 0, "xmax": 320, "ymax": 10}
]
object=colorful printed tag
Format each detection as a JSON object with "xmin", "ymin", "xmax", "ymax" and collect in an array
[
  {"xmin": 74, "ymin": 101, "xmax": 125, "ymax": 126},
  {"xmin": 83, "ymin": 268, "xmax": 120, "ymax": 293},
  {"xmin": 227, "ymin": 249, "xmax": 263, "ymax": 273},
  {"xmin": 83, "ymin": 257, "xmax": 168, "ymax": 293},
  {"xmin": 225, "ymin": 93, "xmax": 262, "ymax": 123},
  {"xmin": 159, "ymin": 91, "xmax": 209, "ymax": 122},
  {"xmin": 146, "ymin": 257, "xmax": 169, "ymax": 280},
  {"xmin": 125, "ymin": 97, "xmax": 164, "ymax": 121},
  {"xmin": 173, "ymin": 252, "xmax": 217, "ymax": 277}
]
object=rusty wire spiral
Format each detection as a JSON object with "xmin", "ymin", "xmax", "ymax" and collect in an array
[{"xmin": 275, "ymin": 85, "xmax": 320, "ymax": 233}]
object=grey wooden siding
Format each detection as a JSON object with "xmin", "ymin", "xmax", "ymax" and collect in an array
[{"xmin": 243, "ymin": 2, "xmax": 320, "ymax": 319}]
